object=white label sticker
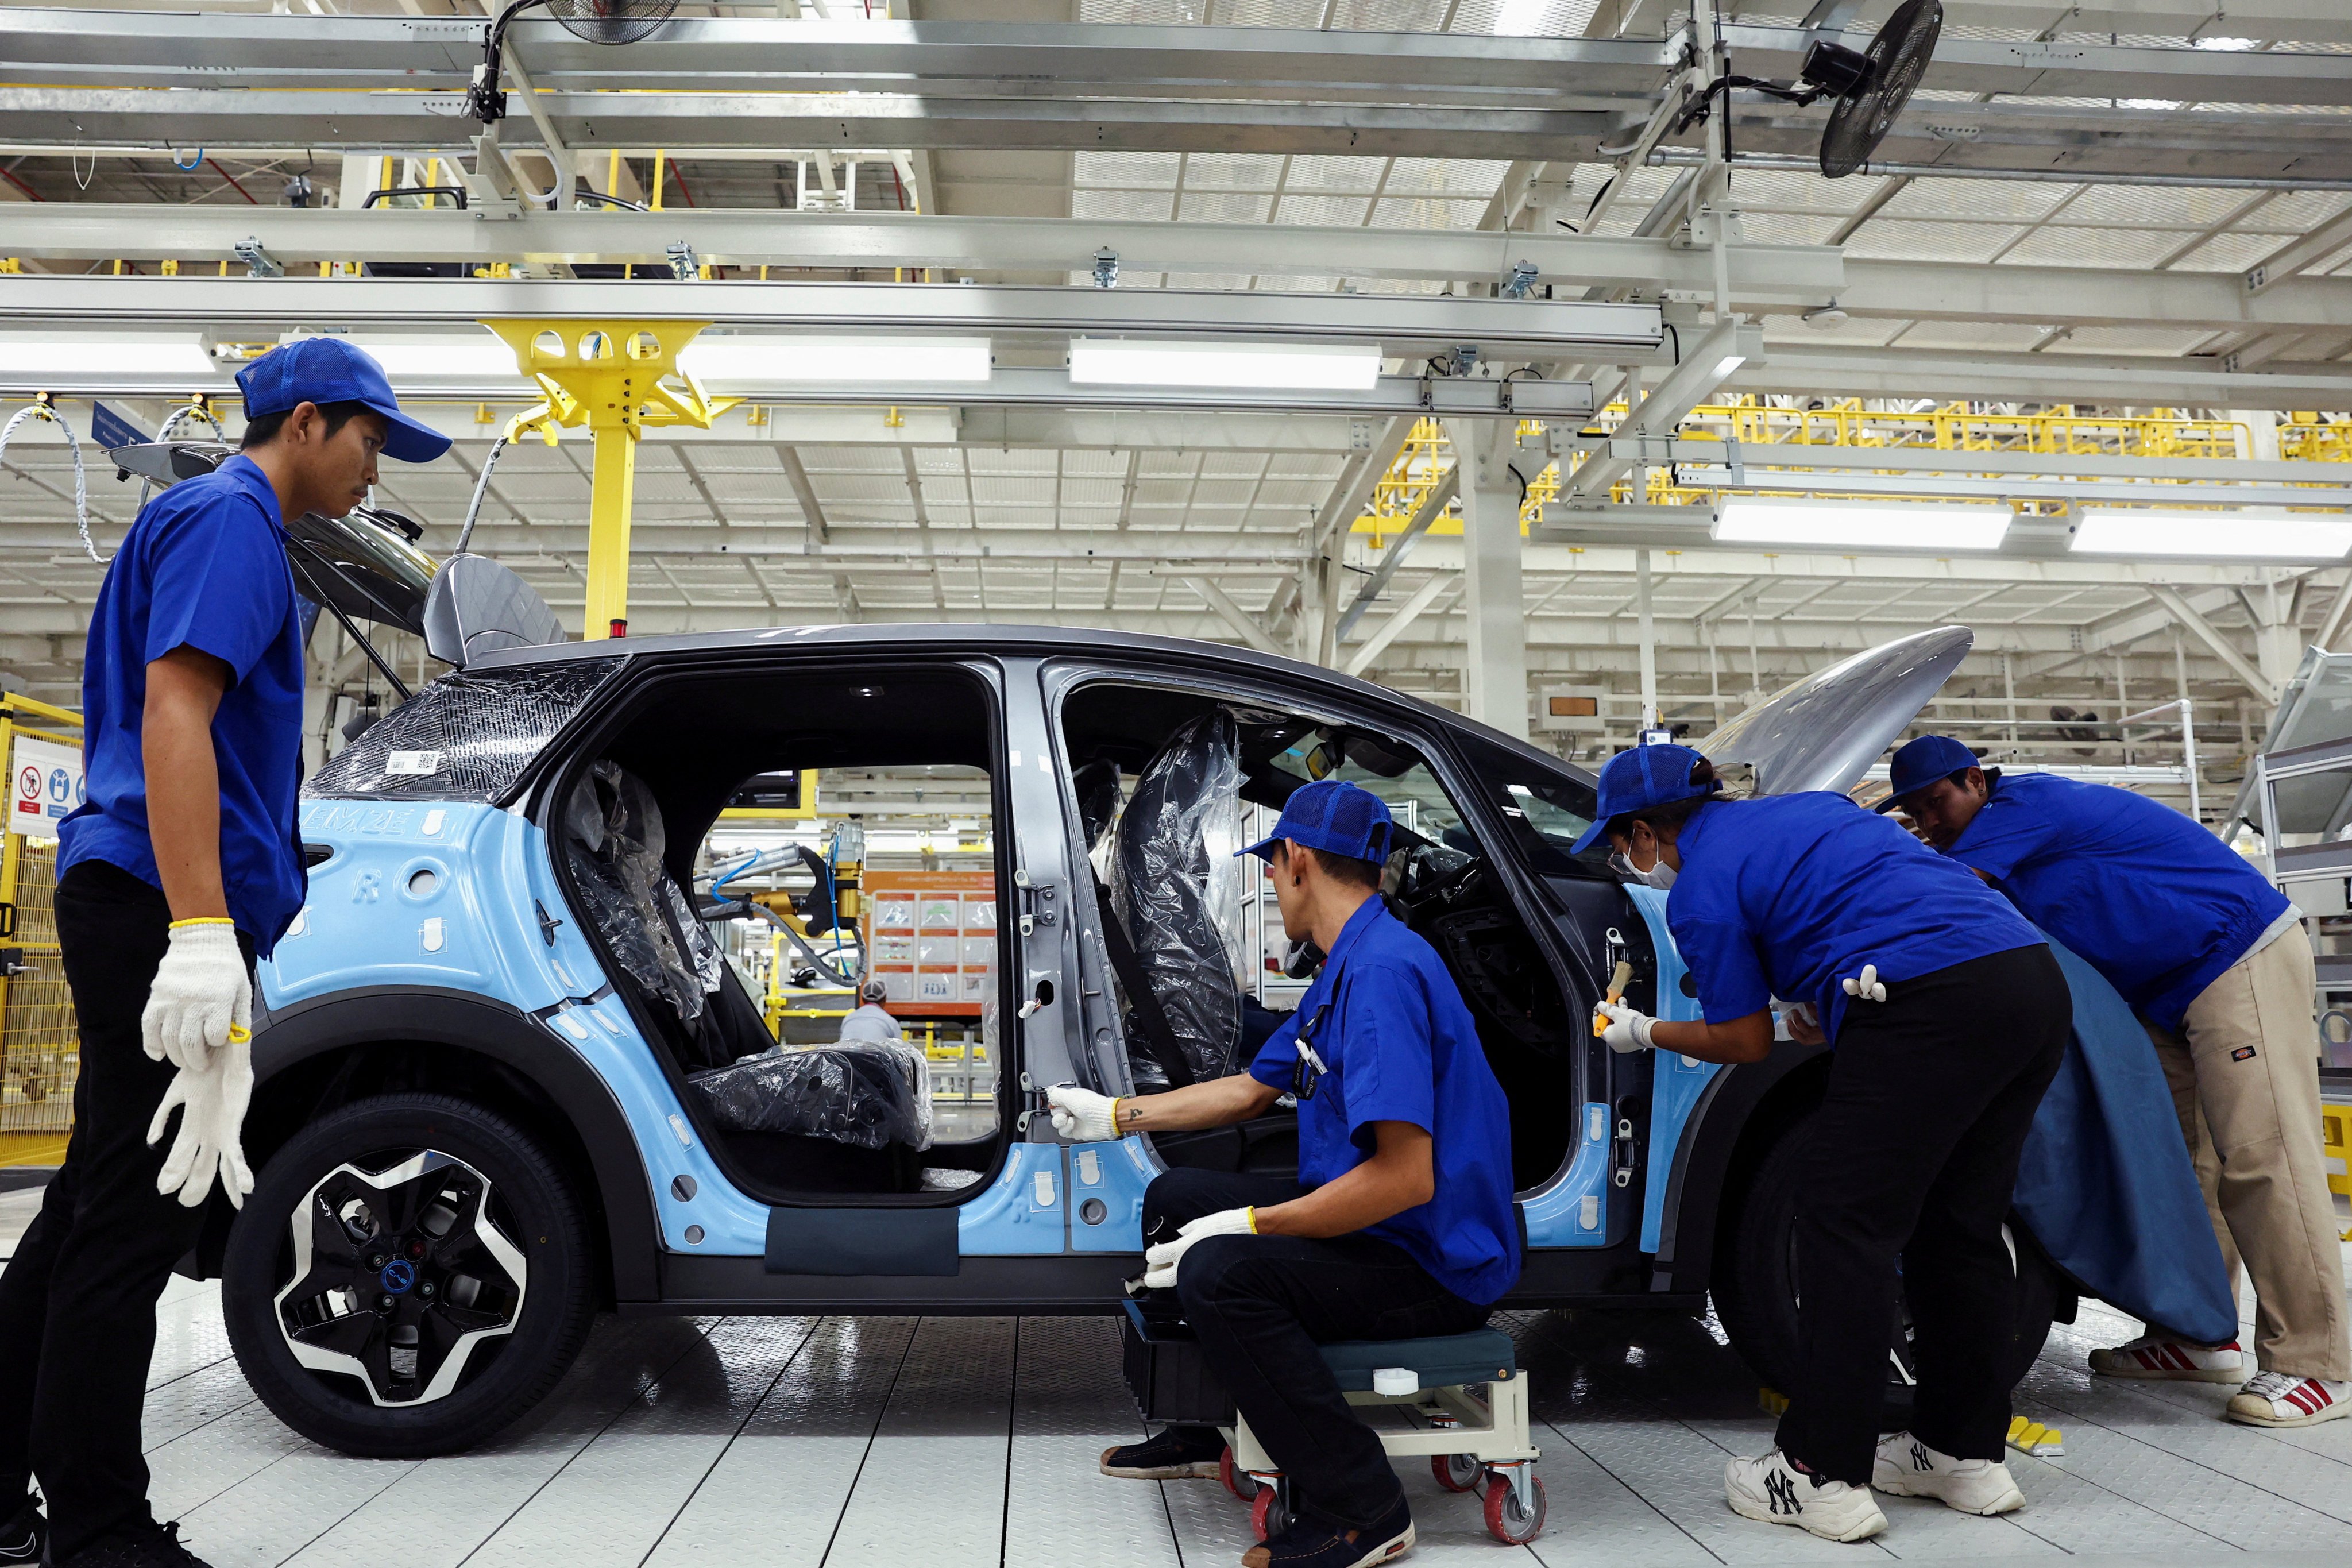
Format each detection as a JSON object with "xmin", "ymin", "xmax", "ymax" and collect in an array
[
  {"xmin": 420, "ymin": 916, "xmax": 445, "ymax": 952},
  {"xmin": 1033, "ymin": 1169, "xmax": 1057, "ymax": 1207},
  {"xmin": 421, "ymin": 809, "xmax": 446, "ymax": 836},
  {"xmin": 385, "ymin": 750, "xmax": 441, "ymax": 777}
]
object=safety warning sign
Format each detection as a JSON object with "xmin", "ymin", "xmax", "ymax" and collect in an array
[{"xmin": 10, "ymin": 733, "xmax": 84, "ymax": 841}]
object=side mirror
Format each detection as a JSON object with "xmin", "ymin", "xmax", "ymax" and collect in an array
[{"xmin": 423, "ymin": 553, "xmax": 566, "ymax": 669}]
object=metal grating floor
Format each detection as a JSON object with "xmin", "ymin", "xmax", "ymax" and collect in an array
[{"xmin": 1, "ymin": 1191, "xmax": 2348, "ymax": 1568}]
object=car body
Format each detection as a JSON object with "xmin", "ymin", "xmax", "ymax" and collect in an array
[{"xmin": 184, "ymin": 596, "xmax": 2050, "ymax": 1456}]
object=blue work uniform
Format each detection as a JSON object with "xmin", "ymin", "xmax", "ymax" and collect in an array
[
  {"xmin": 1668, "ymin": 793, "xmax": 2045, "ymax": 1041},
  {"xmin": 59, "ymin": 454, "xmax": 308, "ymax": 956},
  {"xmin": 1941, "ymin": 771, "xmax": 2289, "ymax": 1032},
  {"xmin": 1246, "ymin": 897, "xmax": 1521, "ymax": 1305}
]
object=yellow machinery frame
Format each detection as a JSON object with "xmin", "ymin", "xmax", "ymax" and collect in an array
[
  {"xmin": 484, "ymin": 319, "xmax": 739, "ymax": 640},
  {"xmin": 0, "ymin": 694, "xmax": 83, "ymax": 1167}
]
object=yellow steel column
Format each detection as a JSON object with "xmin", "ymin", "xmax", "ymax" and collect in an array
[{"xmin": 585, "ymin": 427, "xmax": 639, "ymax": 638}]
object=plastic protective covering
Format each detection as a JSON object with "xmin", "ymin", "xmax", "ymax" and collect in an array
[
  {"xmin": 1110, "ymin": 711, "xmax": 1246, "ymax": 1085},
  {"xmin": 686, "ymin": 1042, "xmax": 935, "ymax": 1151},
  {"xmin": 562, "ymin": 760, "xmax": 724, "ymax": 1025},
  {"xmin": 307, "ymin": 658, "xmax": 624, "ymax": 801}
]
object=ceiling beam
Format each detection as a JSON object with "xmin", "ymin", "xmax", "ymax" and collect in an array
[
  {"xmin": 2147, "ymin": 584, "xmax": 2279, "ymax": 702},
  {"xmin": 1342, "ymin": 573, "xmax": 1450, "ymax": 678},
  {"xmin": 1183, "ymin": 575, "xmax": 1284, "ymax": 657}
]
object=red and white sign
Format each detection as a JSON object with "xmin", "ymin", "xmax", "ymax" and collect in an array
[{"xmin": 10, "ymin": 733, "xmax": 84, "ymax": 841}]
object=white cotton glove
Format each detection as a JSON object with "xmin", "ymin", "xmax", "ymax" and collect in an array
[
  {"xmin": 1046, "ymin": 1083, "xmax": 1120, "ymax": 1142},
  {"xmin": 1141, "ymin": 1207, "xmax": 1257, "ymax": 1290},
  {"xmin": 141, "ymin": 921, "xmax": 251, "ymax": 1074},
  {"xmin": 146, "ymin": 1026, "xmax": 255, "ymax": 1209},
  {"xmin": 1597, "ymin": 1000, "xmax": 1656, "ymax": 1054},
  {"xmin": 1841, "ymin": 964, "xmax": 1888, "ymax": 1003}
]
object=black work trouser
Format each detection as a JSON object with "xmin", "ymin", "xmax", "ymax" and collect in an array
[
  {"xmin": 1147, "ymin": 1168, "xmax": 1489, "ymax": 1531},
  {"xmin": 0, "ymin": 862, "xmax": 254, "ymax": 1559},
  {"xmin": 1774, "ymin": 943, "xmax": 2071, "ymax": 1485}
]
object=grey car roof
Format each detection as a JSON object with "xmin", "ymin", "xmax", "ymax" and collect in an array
[{"xmin": 469, "ymin": 619, "xmax": 1597, "ymax": 787}]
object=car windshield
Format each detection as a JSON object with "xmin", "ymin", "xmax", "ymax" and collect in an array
[{"xmin": 1452, "ymin": 736, "xmax": 1600, "ymax": 873}]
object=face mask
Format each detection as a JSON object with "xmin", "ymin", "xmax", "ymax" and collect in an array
[{"xmin": 1608, "ymin": 849, "xmax": 1677, "ymax": 890}]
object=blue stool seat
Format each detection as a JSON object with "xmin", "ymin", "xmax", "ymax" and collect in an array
[{"xmin": 1316, "ymin": 1327, "xmax": 1516, "ymax": 1392}]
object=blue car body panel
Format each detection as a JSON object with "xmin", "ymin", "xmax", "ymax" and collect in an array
[{"xmin": 1628, "ymin": 886, "xmax": 1723, "ymax": 1255}]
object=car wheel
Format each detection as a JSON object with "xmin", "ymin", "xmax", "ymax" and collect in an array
[
  {"xmin": 223, "ymin": 1092, "xmax": 594, "ymax": 1457},
  {"xmin": 1712, "ymin": 1109, "xmax": 2056, "ymax": 1428}
]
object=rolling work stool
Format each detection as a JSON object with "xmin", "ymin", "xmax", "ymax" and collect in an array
[{"xmin": 1218, "ymin": 1326, "xmax": 1545, "ymax": 1545}]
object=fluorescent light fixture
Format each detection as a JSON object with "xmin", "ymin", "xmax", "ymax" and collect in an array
[
  {"xmin": 344, "ymin": 337, "xmax": 524, "ymax": 380},
  {"xmin": 1713, "ymin": 496, "xmax": 2011, "ymax": 551},
  {"xmin": 1069, "ymin": 339, "xmax": 1382, "ymax": 391},
  {"xmin": 0, "ymin": 339, "xmax": 216, "ymax": 379},
  {"xmin": 2071, "ymin": 507, "xmax": 2352, "ymax": 560},
  {"xmin": 681, "ymin": 336, "xmax": 992, "ymax": 384}
]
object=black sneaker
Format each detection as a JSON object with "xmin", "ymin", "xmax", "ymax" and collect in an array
[
  {"xmin": 1099, "ymin": 1424, "xmax": 1226, "ymax": 1479},
  {"xmin": 54, "ymin": 1522, "xmax": 211, "ymax": 1568},
  {"xmin": 0, "ymin": 1500, "xmax": 41, "ymax": 1568},
  {"xmin": 1242, "ymin": 1495, "xmax": 1414, "ymax": 1568}
]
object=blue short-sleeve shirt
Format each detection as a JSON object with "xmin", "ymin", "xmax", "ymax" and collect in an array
[
  {"xmin": 1247, "ymin": 897, "xmax": 1521, "ymax": 1305},
  {"xmin": 59, "ymin": 455, "xmax": 308, "ymax": 955},
  {"xmin": 1667, "ymin": 793, "xmax": 2044, "ymax": 1040},
  {"xmin": 1941, "ymin": 771, "xmax": 2288, "ymax": 1031}
]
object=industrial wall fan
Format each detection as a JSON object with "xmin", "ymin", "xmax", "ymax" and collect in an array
[
  {"xmin": 1673, "ymin": 0, "xmax": 1944, "ymax": 179},
  {"xmin": 467, "ymin": 0, "xmax": 679, "ymax": 124}
]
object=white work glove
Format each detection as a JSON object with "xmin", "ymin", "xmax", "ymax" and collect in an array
[
  {"xmin": 141, "ymin": 920, "xmax": 251, "ymax": 1074},
  {"xmin": 1841, "ymin": 964, "xmax": 1888, "ymax": 1003},
  {"xmin": 1597, "ymin": 1000, "xmax": 1656, "ymax": 1054},
  {"xmin": 1141, "ymin": 1207, "xmax": 1257, "ymax": 1290},
  {"xmin": 146, "ymin": 1026, "xmax": 255, "ymax": 1209},
  {"xmin": 1046, "ymin": 1083, "xmax": 1120, "ymax": 1142}
]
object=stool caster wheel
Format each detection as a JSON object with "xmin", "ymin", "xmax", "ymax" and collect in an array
[
  {"xmin": 1431, "ymin": 1453, "xmax": 1483, "ymax": 1493},
  {"xmin": 1220, "ymin": 1446, "xmax": 1258, "ymax": 1501},
  {"xmin": 1483, "ymin": 1472, "xmax": 1546, "ymax": 1544},
  {"xmin": 1250, "ymin": 1486, "xmax": 1292, "ymax": 1542}
]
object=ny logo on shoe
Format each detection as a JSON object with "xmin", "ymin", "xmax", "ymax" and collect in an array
[
  {"xmin": 1910, "ymin": 1442, "xmax": 1932, "ymax": 1472},
  {"xmin": 1764, "ymin": 1471, "xmax": 1803, "ymax": 1515}
]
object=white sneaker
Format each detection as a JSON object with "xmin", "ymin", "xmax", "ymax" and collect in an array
[
  {"xmin": 1725, "ymin": 1450, "xmax": 1887, "ymax": 1543},
  {"xmin": 2226, "ymin": 1371, "xmax": 2351, "ymax": 1428},
  {"xmin": 1872, "ymin": 1432, "xmax": 2026, "ymax": 1515},
  {"xmin": 2088, "ymin": 1333, "xmax": 2243, "ymax": 1383}
]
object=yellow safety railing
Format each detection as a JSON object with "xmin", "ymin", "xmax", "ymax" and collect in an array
[
  {"xmin": 0, "ymin": 694, "xmax": 83, "ymax": 1168},
  {"xmin": 2322, "ymin": 1102, "xmax": 2350, "ymax": 1242}
]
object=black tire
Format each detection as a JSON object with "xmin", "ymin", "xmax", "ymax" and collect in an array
[
  {"xmin": 1712, "ymin": 1110, "xmax": 2056, "ymax": 1428},
  {"xmin": 223, "ymin": 1092, "xmax": 594, "ymax": 1457}
]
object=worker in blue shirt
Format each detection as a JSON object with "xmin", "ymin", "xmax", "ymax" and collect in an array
[
  {"xmin": 1583, "ymin": 744, "xmax": 2071, "ymax": 1544},
  {"xmin": 1888, "ymin": 734, "xmax": 2350, "ymax": 1429},
  {"xmin": 1049, "ymin": 779, "xmax": 1517, "ymax": 1568},
  {"xmin": 0, "ymin": 339, "xmax": 448, "ymax": 1568}
]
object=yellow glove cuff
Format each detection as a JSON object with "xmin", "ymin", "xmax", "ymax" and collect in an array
[
  {"xmin": 227, "ymin": 1024, "xmax": 252, "ymax": 1044},
  {"xmin": 1244, "ymin": 1207, "xmax": 1257, "ymax": 1234},
  {"xmin": 168, "ymin": 917, "xmax": 235, "ymax": 930}
]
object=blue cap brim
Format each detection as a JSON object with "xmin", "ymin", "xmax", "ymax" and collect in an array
[
  {"xmin": 1235, "ymin": 833, "xmax": 1279, "ymax": 860},
  {"xmin": 1568, "ymin": 817, "xmax": 1612, "ymax": 857},
  {"xmin": 373, "ymin": 404, "xmax": 453, "ymax": 464}
]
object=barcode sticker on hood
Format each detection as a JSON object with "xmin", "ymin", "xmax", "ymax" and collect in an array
[{"xmin": 385, "ymin": 750, "xmax": 442, "ymax": 777}]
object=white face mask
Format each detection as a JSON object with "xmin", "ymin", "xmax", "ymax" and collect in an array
[{"xmin": 1608, "ymin": 847, "xmax": 1677, "ymax": 889}]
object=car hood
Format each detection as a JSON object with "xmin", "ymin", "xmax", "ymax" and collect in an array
[{"xmin": 1697, "ymin": 625, "xmax": 1975, "ymax": 796}]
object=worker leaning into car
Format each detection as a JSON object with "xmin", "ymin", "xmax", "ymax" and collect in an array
[
  {"xmin": 0, "ymin": 339, "xmax": 449, "ymax": 1568},
  {"xmin": 1048, "ymin": 779, "xmax": 1517, "ymax": 1568},
  {"xmin": 1888, "ymin": 733, "xmax": 2350, "ymax": 1430},
  {"xmin": 1586, "ymin": 743, "xmax": 2071, "ymax": 1545}
]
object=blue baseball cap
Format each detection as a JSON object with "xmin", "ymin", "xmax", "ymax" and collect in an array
[
  {"xmin": 1569, "ymin": 741, "xmax": 1718, "ymax": 855},
  {"xmin": 1238, "ymin": 778, "xmax": 1395, "ymax": 864},
  {"xmin": 1877, "ymin": 734, "xmax": 1982, "ymax": 812},
  {"xmin": 235, "ymin": 338, "xmax": 452, "ymax": 464}
]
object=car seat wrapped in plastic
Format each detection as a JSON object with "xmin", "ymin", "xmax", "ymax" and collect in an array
[
  {"xmin": 1110, "ymin": 711, "xmax": 1245, "ymax": 1085},
  {"xmin": 685, "ymin": 1041, "xmax": 934, "ymax": 1151},
  {"xmin": 563, "ymin": 760, "xmax": 724, "ymax": 1026}
]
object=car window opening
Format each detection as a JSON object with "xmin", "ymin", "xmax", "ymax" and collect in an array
[
  {"xmin": 1060, "ymin": 681, "xmax": 1585, "ymax": 1195},
  {"xmin": 553, "ymin": 666, "xmax": 1007, "ymax": 1205}
]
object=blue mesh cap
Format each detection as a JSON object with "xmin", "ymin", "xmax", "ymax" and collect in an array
[
  {"xmin": 235, "ymin": 337, "xmax": 453, "ymax": 464},
  {"xmin": 1876, "ymin": 733, "xmax": 1982, "ymax": 812},
  {"xmin": 1238, "ymin": 778, "xmax": 1395, "ymax": 864},
  {"xmin": 1568, "ymin": 741, "xmax": 1718, "ymax": 855}
]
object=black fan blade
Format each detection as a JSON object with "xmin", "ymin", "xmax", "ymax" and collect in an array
[{"xmin": 1821, "ymin": 0, "xmax": 1944, "ymax": 179}]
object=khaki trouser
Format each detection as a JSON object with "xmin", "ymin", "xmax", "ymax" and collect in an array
[{"xmin": 2144, "ymin": 921, "xmax": 2351, "ymax": 1380}]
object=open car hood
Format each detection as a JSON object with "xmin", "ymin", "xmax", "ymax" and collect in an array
[{"xmin": 1697, "ymin": 626, "xmax": 1975, "ymax": 797}]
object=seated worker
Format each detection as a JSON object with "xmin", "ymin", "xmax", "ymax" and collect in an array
[
  {"xmin": 1048, "ymin": 779, "xmax": 1517, "ymax": 1568},
  {"xmin": 836, "ymin": 978, "xmax": 905, "ymax": 1044},
  {"xmin": 1890, "ymin": 733, "xmax": 2350, "ymax": 1428},
  {"xmin": 1588, "ymin": 744, "xmax": 2071, "ymax": 1543}
]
